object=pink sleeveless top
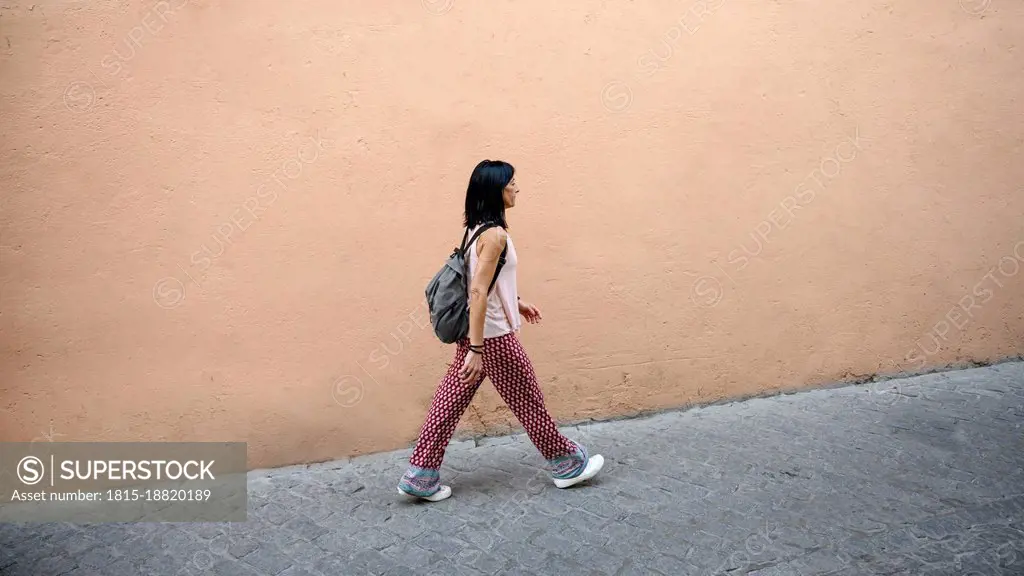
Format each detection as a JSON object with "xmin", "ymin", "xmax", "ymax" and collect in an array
[{"xmin": 466, "ymin": 224, "xmax": 520, "ymax": 338}]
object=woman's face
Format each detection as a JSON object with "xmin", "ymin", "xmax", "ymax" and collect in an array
[{"xmin": 502, "ymin": 176, "xmax": 519, "ymax": 209}]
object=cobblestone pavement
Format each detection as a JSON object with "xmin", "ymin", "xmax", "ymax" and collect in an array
[{"xmin": 2, "ymin": 361, "xmax": 1024, "ymax": 575}]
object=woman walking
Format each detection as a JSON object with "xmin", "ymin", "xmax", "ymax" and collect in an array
[{"xmin": 397, "ymin": 159, "xmax": 603, "ymax": 502}]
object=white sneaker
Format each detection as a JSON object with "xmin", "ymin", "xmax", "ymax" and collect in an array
[
  {"xmin": 552, "ymin": 454, "xmax": 604, "ymax": 489},
  {"xmin": 397, "ymin": 484, "xmax": 452, "ymax": 502}
]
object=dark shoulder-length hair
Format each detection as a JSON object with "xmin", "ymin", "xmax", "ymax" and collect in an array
[{"xmin": 463, "ymin": 159, "xmax": 514, "ymax": 230}]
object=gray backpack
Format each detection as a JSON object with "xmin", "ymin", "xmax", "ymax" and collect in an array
[{"xmin": 425, "ymin": 223, "xmax": 507, "ymax": 344}]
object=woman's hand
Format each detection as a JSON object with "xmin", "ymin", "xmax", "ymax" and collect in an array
[
  {"xmin": 518, "ymin": 300, "xmax": 543, "ymax": 324},
  {"xmin": 460, "ymin": 350, "xmax": 483, "ymax": 385}
]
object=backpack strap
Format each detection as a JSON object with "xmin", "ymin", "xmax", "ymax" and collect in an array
[
  {"xmin": 461, "ymin": 225, "xmax": 489, "ymax": 255},
  {"xmin": 458, "ymin": 227, "xmax": 471, "ymax": 253},
  {"xmin": 462, "ymin": 223, "xmax": 508, "ymax": 293},
  {"xmin": 492, "ymin": 243, "xmax": 507, "ymax": 293}
]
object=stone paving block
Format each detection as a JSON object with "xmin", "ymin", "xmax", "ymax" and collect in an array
[
  {"xmin": 574, "ymin": 497, "xmax": 627, "ymax": 520},
  {"xmin": 76, "ymin": 558, "xmax": 136, "ymax": 576},
  {"xmin": 487, "ymin": 541, "xmax": 548, "ymax": 570},
  {"xmin": 277, "ymin": 566, "xmax": 321, "ymax": 576},
  {"xmin": 346, "ymin": 526, "xmax": 401, "ymax": 552},
  {"xmin": 467, "ymin": 550, "xmax": 509, "ymax": 575},
  {"xmin": 277, "ymin": 537, "xmax": 323, "ymax": 566},
  {"xmin": 747, "ymin": 564, "xmax": 801, "ymax": 576},
  {"xmin": 413, "ymin": 530, "xmax": 474, "ymax": 558},
  {"xmin": 974, "ymin": 523, "xmax": 1024, "ymax": 548},
  {"xmin": 7, "ymin": 541, "xmax": 57, "ymax": 569},
  {"xmin": 381, "ymin": 516, "xmax": 429, "ymax": 541},
  {"xmin": 54, "ymin": 567, "xmax": 97, "ymax": 576},
  {"xmin": 309, "ymin": 552, "xmax": 352, "ymax": 574},
  {"xmin": 52, "ymin": 532, "xmax": 99, "ymax": 558},
  {"xmin": 558, "ymin": 523, "xmax": 609, "ymax": 549},
  {"xmin": 0, "ymin": 547, "xmax": 16, "ymax": 571},
  {"xmin": 343, "ymin": 548, "xmax": 403, "ymax": 575},
  {"xmin": 280, "ymin": 515, "xmax": 329, "ymax": 543},
  {"xmin": 613, "ymin": 558, "xmax": 665, "ymax": 576},
  {"xmin": 860, "ymin": 553, "xmax": 930, "ymax": 575},
  {"xmin": 413, "ymin": 508, "xmax": 466, "ymax": 534},
  {"xmin": 953, "ymin": 550, "xmax": 1011, "ymax": 574},
  {"xmin": 29, "ymin": 554, "xmax": 78, "ymax": 576},
  {"xmin": 350, "ymin": 502, "xmax": 397, "ymax": 525},
  {"xmin": 317, "ymin": 508, "xmax": 368, "ymax": 535},
  {"xmin": 210, "ymin": 558, "xmax": 264, "ymax": 576},
  {"xmin": 140, "ymin": 552, "xmax": 192, "ymax": 575},
  {"xmin": 184, "ymin": 522, "xmax": 231, "ymax": 542},
  {"xmin": 911, "ymin": 540, "xmax": 960, "ymax": 565},
  {"xmin": 784, "ymin": 547, "xmax": 857, "ymax": 575},
  {"xmin": 296, "ymin": 502, "xmax": 342, "ymax": 524},
  {"xmin": 997, "ymin": 494, "xmax": 1024, "ymax": 517},
  {"xmin": 225, "ymin": 535, "xmax": 262, "ymax": 560},
  {"xmin": 240, "ymin": 542, "xmax": 295, "ymax": 575},
  {"xmin": 909, "ymin": 512, "xmax": 976, "ymax": 542},
  {"xmin": 527, "ymin": 530, "xmax": 584, "ymax": 557},
  {"xmin": 620, "ymin": 511, "xmax": 657, "ymax": 531},
  {"xmin": 75, "ymin": 545, "xmax": 123, "ymax": 571},
  {"xmin": 572, "ymin": 544, "xmax": 627, "ymax": 576},
  {"xmin": 491, "ymin": 568, "xmax": 538, "ymax": 576},
  {"xmin": 475, "ymin": 434, "xmax": 522, "ymax": 448},
  {"xmin": 538, "ymin": 553, "xmax": 591, "ymax": 575},
  {"xmin": 638, "ymin": 549, "xmax": 699, "ymax": 575},
  {"xmin": 252, "ymin": 502, "xmax": 294, "ymax": 526},
  {"xmin": 383, "ymin": 542, "xmax": 440, "ymax": 570}
]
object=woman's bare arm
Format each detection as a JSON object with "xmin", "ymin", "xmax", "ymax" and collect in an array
[{"xmin": 467, "ymin": 227, "xmax": 507, "ymax": 346}]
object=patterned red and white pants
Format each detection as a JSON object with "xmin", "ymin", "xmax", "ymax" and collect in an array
[{"xmin": 399, "ymin": 332, "xmax": 587, "ymax": 496}]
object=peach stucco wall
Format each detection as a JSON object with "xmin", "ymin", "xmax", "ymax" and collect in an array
[{"xmin": 2, "ymin": 0, "xmax": 1023, "ymax": 469}]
